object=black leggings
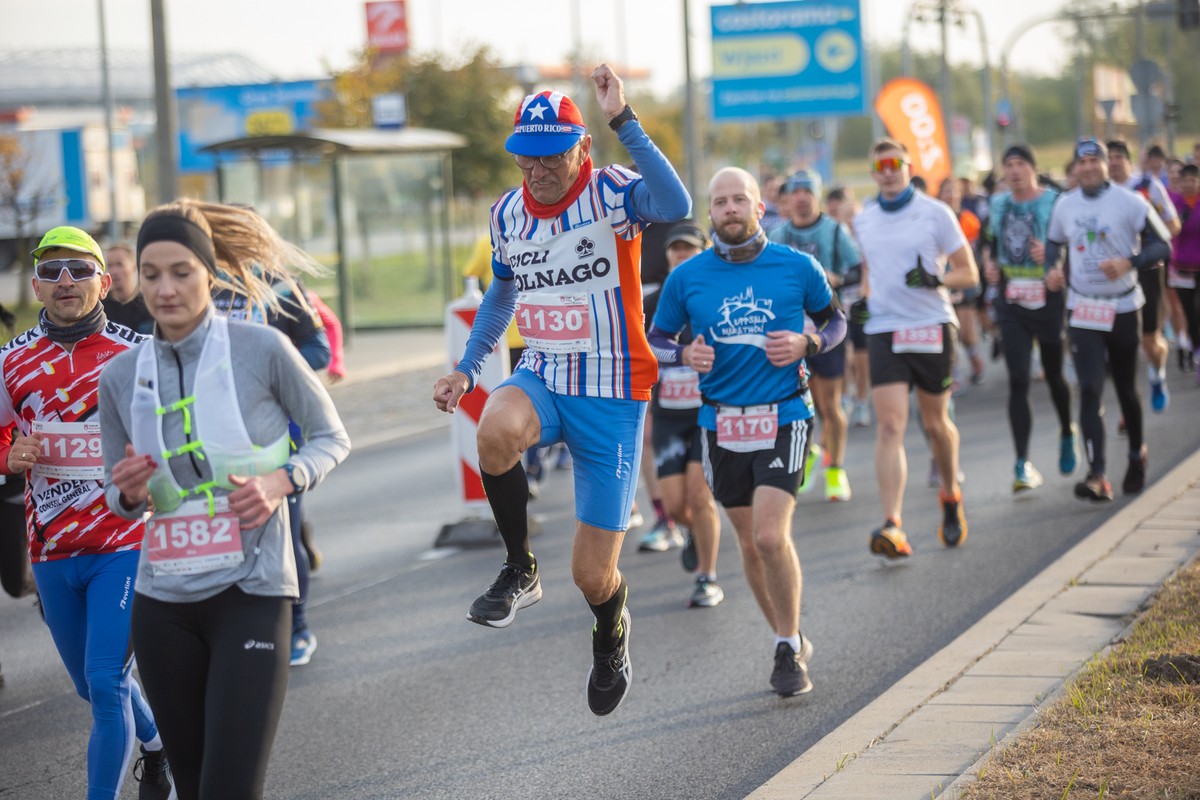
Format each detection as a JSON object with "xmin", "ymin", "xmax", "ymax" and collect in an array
[
  {"xmin": 1069, "ymin": 310, "xmax": 1143, "ymax": 478},
  {"xmin": 0, "ymin": 498, "xmax": 34, "ymax": 599},
  {"xmin": 132, "ymin": 587, "xmax": 291, "ymax": 800},
  {"xmin": 998, "ymin": 315, "xmax": 1073, "ymax": 460}
]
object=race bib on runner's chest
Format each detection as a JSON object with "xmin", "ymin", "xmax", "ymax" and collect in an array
[
  {"xmin": 892, "ymin": 325, "xmax": 944, "ymax": 354},
  {"xmin": 716, "ymin": 405, "xmax": 778, "ymax": 452},
  {"xmin": 146, "ymin": 498, "xmax": 244, "ymax": 575},
  {"xmin": 509, "ymin": 224, "xmax": 621, "ymax": 355},
  {"xmin": 31, "ymin": 420, "xmax": 103, "ymax": 481}
]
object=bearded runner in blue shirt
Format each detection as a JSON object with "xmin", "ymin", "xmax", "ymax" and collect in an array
[{"xmin": 649, "ymin": 167, "xmax": 845, "ymax": 699}]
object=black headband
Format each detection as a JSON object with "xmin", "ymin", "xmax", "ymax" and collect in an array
[{"xmin": 136, "ymin": 214, "xmax": 218, "ymax": 273}]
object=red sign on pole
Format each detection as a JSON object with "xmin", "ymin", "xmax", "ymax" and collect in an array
[{"xmin": 365, "ymin": 0, "xmax": 408, "ymax": 54}]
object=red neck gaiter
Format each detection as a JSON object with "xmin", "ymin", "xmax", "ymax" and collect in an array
[{"xmin": 522, "ymin": 157, "xmax": 593, "ymax": 219}]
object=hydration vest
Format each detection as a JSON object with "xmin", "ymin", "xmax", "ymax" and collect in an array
[{"xmin": 131, "ymin": 315, "xmax": 290, "ymax": 514}]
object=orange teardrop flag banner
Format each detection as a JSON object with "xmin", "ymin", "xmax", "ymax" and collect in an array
[{"xmin": 874, "ymin": 77, "xmax": 952, "ymax": 193}]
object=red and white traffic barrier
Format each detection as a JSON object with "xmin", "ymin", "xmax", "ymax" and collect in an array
[{"xmin": 445, "ymin": 277, "xmax": 510, "ymax": 515}]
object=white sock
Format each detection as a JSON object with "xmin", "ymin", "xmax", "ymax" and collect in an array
[
  {"xmin": 698, "ymin": 572, "xmax": 716, "ymax": 582},
  {"xmin": 1148, "ymin": 364, "xmax": 1166, "ymax": 383},
  {"xmin": 774, "ymin": 634, "xmax": 801, "ymax": 652},
  {"xmin": 141, "ymin": 734, "xmax": 163, "ymax": 752}
]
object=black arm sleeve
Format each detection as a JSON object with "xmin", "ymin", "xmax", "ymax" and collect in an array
[{"xmin": 1129, "ymin": 219, "xmax": 1171, "ymax": 270}]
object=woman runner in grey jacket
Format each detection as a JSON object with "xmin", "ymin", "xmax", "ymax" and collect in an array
[{"xmin": 99, "ymin": 199, "xmax": 350, "ymax": 800}]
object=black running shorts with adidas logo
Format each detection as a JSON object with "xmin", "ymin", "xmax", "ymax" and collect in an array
[{"xmin": 701, "ymin": 418, "xmax": 814, "ymax": 507}]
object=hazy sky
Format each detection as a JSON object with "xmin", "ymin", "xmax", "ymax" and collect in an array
[{"xmin": 2, "ymin": 0, "xmax": 1089, "ymax": 97}]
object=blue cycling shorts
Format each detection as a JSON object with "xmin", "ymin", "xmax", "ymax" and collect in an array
[{"xmin": 501, "ymin": 368, "xmax": 646, "ymax": 532}]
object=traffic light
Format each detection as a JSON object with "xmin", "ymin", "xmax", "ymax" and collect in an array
[{"xmin": 1180, "ymin": 0, "xmax": 1200, "ymax": 30}]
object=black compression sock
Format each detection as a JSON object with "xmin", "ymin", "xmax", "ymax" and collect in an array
[
  {"xmin": 480, "ymin": 462, "xmax": 534, "ymax": 571},
  {"xmin": 589, "ymin": 576, "xmax": 628, "ymax": 649}
]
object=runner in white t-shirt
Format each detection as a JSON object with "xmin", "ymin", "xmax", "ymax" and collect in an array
[
  {"xmin": 1108, "ymin": 140, "xmax": 1181, "ymax": 413},
  {"xmin": 1046, "ymin": 138, "xmax": 1172, "ymax": 501},
  {"xmin": 853, "ymin": 138, "xmax": 980, "ymax": 559}
]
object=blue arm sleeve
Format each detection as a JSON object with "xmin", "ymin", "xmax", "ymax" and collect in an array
[
  {"xmin": 456, "ymin": 277, "xmax": 517, "ymax": 391},
  {"xmin": 808, "ymin": 303, "xmax": 847, "ymax": 354},
  {"xmin": 619, "ymin": 121, "xmax": 692, "ymax": 223},
  {"xmin": 647, "ymin": 324, "xmax": 685, "ymax": 365},
  {"xmin": 296, "ymin": 329, "xmax": 332, "ymax": 371}
]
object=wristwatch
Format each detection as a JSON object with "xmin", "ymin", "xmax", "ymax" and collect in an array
[
  {"xmin": 283, "ymin": 463, "xmax": 306, "ymax": 495},
  {"xmin": 805, "ymin": 334, "xmax": 821, "ymax": 358},
  {"xmin": 608, "ymin": 104, "xmax": 637, "ymax": 131}
]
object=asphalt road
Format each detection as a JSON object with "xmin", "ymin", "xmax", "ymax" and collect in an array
[{"xmin": 2, "ymin": 358, "xmax": 1199, "ymax": 799}]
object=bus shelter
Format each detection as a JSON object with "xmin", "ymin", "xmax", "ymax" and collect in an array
[{"xmin": 201, "ymin": 127, "xmax": 467, "ymax": 332}]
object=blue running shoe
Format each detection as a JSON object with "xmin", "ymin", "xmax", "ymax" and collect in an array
[
  {"xmin": 1150, "ymin": 380, "xmax": 1169, "ymax": 413},
  {"xmin": 1059, "ymin": 427, "xmax": 1079, "ymax": 476},
  {"xmin": 290, "ymin": 628, "xmax": 317, "ymax": 667}
]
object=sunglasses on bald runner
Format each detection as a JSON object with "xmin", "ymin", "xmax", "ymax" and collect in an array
[{"xmin": 35, "ymin": 258, "xmax": 103, "ymax": 282}]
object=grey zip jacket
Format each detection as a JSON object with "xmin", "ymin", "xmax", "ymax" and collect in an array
[{"xmin": 99, "ymin": 306, "xmax": 350, "ymax": 602}]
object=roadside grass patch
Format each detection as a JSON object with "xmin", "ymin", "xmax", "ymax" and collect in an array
[{"xmin": 956, "ymin": 559, "xmax": 1200, "ymax": 799}]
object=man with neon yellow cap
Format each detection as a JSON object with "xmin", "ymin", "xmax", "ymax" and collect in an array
[
  {"xmin": 0, "ymin": 227, "xmax": 175, "ymax": 796},
  {"xmin": 0, "ymin": 226, "xmax": 173, "ymax": 799},
  {"xmin": 433, "ymin": 63, "xmax": 690, "ymax": 716}
]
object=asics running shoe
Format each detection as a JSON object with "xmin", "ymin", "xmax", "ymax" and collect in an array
[
  {"xmin": 467, "ymin": 562, "xmax": 542, "ymax": 628},
  {"xmin": 587, "ymin": 607, "xmax": 632, "ymax": 716}
]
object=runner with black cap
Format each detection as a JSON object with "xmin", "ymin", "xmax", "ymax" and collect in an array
[
  {"xmin": 983, "ymin": 143, "xmax": 1076, "ymax": 493},
  {"xmin": 1045, "ymin": 138, "xmax": 1172, "ymax": 501},
  {"xmin": 642, "ymin": 220, "xmax": 724, "ymax": 607}
]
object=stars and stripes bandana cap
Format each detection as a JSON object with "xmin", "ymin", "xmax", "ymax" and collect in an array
[{"xmin": 506, "ymin": 91, "xmax": 587, "ymax": 157}]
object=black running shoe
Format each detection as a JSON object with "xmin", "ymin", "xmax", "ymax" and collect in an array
[
  {"xmin": 680, "ymin": 530, "xmax": 698, "ymax": 573},
  {"xmin": 587, "ymin": 606, "xmax": 632, "ymax": 716},
  {"xmin": 769, "ymin": 635, "xmax": 814, "ymax": 697},
  {"xmin": 133, "ymin": 745, "xmax": 174, "ymax": 800},
  {"xmin": 938, "ymin": 492, "xmax": 967, "ymax": 548},
  {"xmin": 1122, "ymin": 447, "xmax": 1148, "ymax": 495},
  {"xmin": 467, "ymin": 562, "xmax": 541, "ymax": 628},
  {"xmin": 1074, "ymin": 474, "xmax": 1114, "ymax": 502}
]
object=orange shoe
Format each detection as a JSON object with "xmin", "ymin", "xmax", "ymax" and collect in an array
[
  {"xmin": 870, "ymin": 520, "xmax": 912, "ymax": 559},
  {"xmin": 938, "ymin": 490, "xmax": 967, "ymax": 548}
]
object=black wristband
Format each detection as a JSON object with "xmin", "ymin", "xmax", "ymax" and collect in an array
[
  {"xmin": 608, "ymin": 104, "xmax": 637, "ymax": 131},
  {"xmin": 805, "ymin": 334, "xmax": 820, "ymax": 358}
]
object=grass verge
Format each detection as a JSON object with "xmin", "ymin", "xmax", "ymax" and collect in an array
[{"xmin": 954, "ymin": 558, "xmax": 1200, "ymax": 799}]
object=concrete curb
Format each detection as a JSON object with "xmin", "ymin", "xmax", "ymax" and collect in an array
[{"xmin": 748, "ymin": 446, "xmax": 1200, "ymax": 799}]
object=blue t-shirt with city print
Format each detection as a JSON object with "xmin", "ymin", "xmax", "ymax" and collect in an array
[{"xmin": 652, "ymin": 241, "xmax": 832, "ymax": 429}]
